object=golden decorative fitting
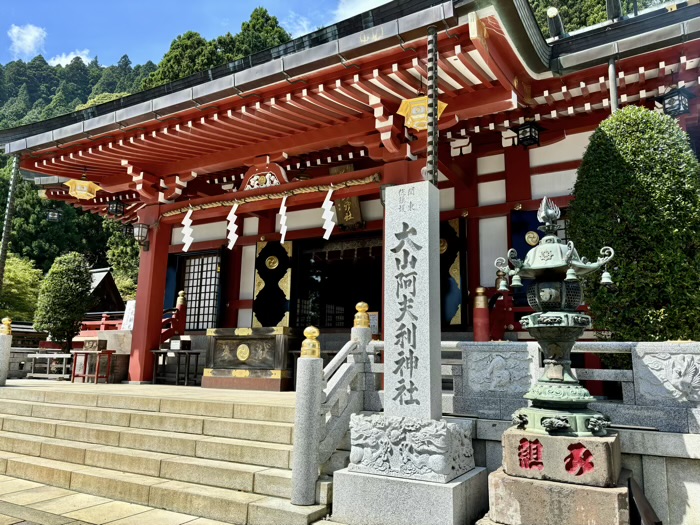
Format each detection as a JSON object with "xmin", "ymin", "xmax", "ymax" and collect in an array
[
  {"xmin": 513, "ymin": 203, "xmax": 523, "ymax": 211},
  {"xmin": 265, "ymin": 256, "xmax": 279, "ymax": 269},
  {"xmin": 439, "ymin": 239, "xmax": 448, "ymax": 254},
  {"xmin": 260, "ymin": 236, "xmax": 266, "ymax": 242},
  {"xmin": 474, "ymin": 288, "xmax": 488, "ymax": 309},
  {"xmin": 495, "ymin": 270, "xmax": 507, "ymax": 290},
  {"xmin": 354, "ymin": 302, "xmax": 370, "ymax": 328},
  {"xmin": 525, "ymin": 231, "xmax": 540, "ymax": 246},
  {"xmin": 236, "ymin": 344, "xmax": 251, "ymax": 361},
  {"xmin": 0, "ymin": 318, "xmax": 11, "ymax": 335},
  {"xmin": 176, "ymin": 291, "xmax": 187, "ymax": 306},
  {"xmin": 301, "ymin": 326, "xmax": 321, "ymax": 358},
  {"xmin": 461, "ymin": 211, "xmax": 469, "ymax": 218}
]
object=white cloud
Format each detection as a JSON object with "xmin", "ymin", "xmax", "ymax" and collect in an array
[
  {"xmin": 333, "ymin": 0, "xmax": 393, "ymax": 21},
  {"xmin": 7, "ymin": 23, "xmax": 47, "ymax": 58},
  {"xmin": 48, "ymin": 49, "xmax": 91, "ymax": 66},
  {"xmin": 284, "ymin": 11, "xmax": 314, "ymax": 38}
]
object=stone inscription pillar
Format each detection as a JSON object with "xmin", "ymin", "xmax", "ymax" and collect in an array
[{"xmin": 384, "ymin": 180, "xmax": 441, "ymax": 420}]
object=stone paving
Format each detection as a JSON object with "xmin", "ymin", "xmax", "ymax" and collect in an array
[{"xmin": 0, "ymin": 474, "xmax": 234, "ymax": 525}]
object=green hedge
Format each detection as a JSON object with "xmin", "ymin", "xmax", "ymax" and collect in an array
[
  {"xmin": 568, "ymin": 105, "xmax": 700, "ymax": 342},
  {"xmin": 34, "ymin": 252, "xmax": 93, "ymax": 350}
]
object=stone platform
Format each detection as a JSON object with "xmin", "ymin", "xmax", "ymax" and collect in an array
[
  {"xmin": 480, "ymin": 468, "xmax": 630, "ymax": 525},
  {"xmin": 332, "ymin": 467, "xmax": 488, "ymax": 525},
  {"xmin": 501, "ymin": 427, "xmax": 621, "ymax": 487}
]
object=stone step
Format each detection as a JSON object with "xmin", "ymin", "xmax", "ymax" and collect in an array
[
  {"xmin": 0, "ymin": 398, "xmax": 294, "ymax": 444},
  {"xmin": 0, "ymin": 388, "xmax": 296, "ymax": 423},
  {"xmin": 0, "ymin": 429, "xmax": 333, "ymax": 503},
  {"xmin": 0, "ymin": 453, "xmax": 327, "ymax": 525},
  {"xmin": 0, "ymin": 415, "xmax": 294, "ymax": 468}
]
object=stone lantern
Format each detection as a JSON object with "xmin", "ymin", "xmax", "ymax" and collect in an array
[
  {"xmin": 495, "ymin": 196, "xmax": 614, "ymax": 436},
  {"xmin": 479, "ymin": 197, "xmax": 627, "ymax": 525}
]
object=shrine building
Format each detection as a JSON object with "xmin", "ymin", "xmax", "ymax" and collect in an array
[{"xmin": 1, "ymin": 0, "xmax": 698, "ymax": 386}]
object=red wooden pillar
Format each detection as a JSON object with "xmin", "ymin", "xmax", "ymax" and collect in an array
[
  {"xmin": 128, "ymin": 205, "xmax": 172, "ymax": 382},
  {"xmin": 504, "ymin": 146, "xmax": 532, "ymax": 203}
]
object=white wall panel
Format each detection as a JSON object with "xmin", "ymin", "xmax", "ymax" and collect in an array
[
  {"xmin": 242, "ymin": 217, "xmax": 259, "ymax": 236},
  {"xmin": 478, "ymin": 180, "xmax": 506, "ymax": 206},
  {"xmin": 477, "ymin": 154, "xmax": 505, "ymax": 175},
  {"xmin": 439, "ymin": 187, "xmax": 455, "ymax": 211},
  {"xmin": 479, "ymin": 216, "xmax": 508, "ymax": 288},
  {"xmin": 171, "ymin": 221, "xmax": 227, "ymax": 245},
  {"xmin": 529, "ymin": 131, "xmax": 593, "ymax": 168},
  {"xmin": 275, "ymin": 207, "xmax": 327, "ymax": 232},
  {"xmin": 531, "ymin": 170, "xmax": 577, "ymax": 199},
  {"xmin": 237, "ymin": 308, "xmax": 253, "ymax": 328},
  {"xmin": 361, "ymin": 199, "xmax": 384, "ymax": 221},
  {"xmin": 239, "ymin": 245, "xmax": 256, "ymax": 301}
]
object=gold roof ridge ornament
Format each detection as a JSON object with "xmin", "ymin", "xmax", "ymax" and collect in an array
[
  {"xmin": 397, "ymin": 96, "xmax": 447, "ymax": 132},
  {"xmin": 64, "ymin": 179, "xmax": 103, "ymax": 200}
]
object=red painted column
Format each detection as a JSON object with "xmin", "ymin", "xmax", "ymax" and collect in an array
[
  {"xmin": 505, "ymin": 146, "xmax": 532, "ymax": 203},
  {"xmin": 128, "ymin": 205, "xmax": 172, "ymax": 382}
]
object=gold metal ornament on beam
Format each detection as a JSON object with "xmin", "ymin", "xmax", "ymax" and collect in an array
[
  {"xmin": 64, "ymin": 179, "xmax": 103, "ymax": 200},
  {"xmin": 397, "ymin": 96, "xmax": 447, "ymax": 131}
]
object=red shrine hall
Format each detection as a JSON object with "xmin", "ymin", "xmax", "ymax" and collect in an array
[{"xmin": 2, "ymin": 0, "xmax": 699, "ymax": 388}]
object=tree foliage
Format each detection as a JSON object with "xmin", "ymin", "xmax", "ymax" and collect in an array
[
  {"xmin": 0, "ymin": 7, "xmax": 292, "ymax": 303},
  {"xmin": 141, "ymin": 8, "xmax": 290, "ymax": 89},
  {"xmin": 528, "ymin": 0, "xmax": 663, "ymax": 35},
  {"xmin": 75, "ymin": 92, "xmax": 130, "ymax": 111},
  {"xmin": 568, "ymin": 106, "xmax": 700, "ymax": 341},
  {"xmin": 0, "ymin": 172, "xmax": 110, "ymax": 273},
  {"xmin": 0, "ymin": 254, "xmax": 43, "ymax": 321},
  {"xmin": 34, "ymin": 252, "xmax": 93, "ymax": 350},
  {"xmin": 103, "ymin": 220, "xmax": 140, "ymax": 300}
]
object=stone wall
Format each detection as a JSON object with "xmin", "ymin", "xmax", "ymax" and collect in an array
[{"xmin": 453, "ymin": 341, "xmax": 700, "ymax": 434}]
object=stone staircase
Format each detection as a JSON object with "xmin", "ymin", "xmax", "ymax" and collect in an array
[{"xmin": 0, "ymin": 385, "xmax": 329, "ymax": 525}]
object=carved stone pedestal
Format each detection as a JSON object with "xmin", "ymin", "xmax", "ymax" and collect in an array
[
  {"xmin": 332, "ymin": 413, "xmax": 483, "ymax": 525},
  {"xmin": 348, "ymin": 414, "xmax": 475, "ymax": 483},
  {"xmin": 501, "ymin": 427, "xmax": 622, "ymax": 487},
  {"xmin": 483, "ymin": 429, "xmax": 629, "ymax": 525},
  {"xmin": 477, "ymin": 468, "xmax": 630, "ymax": 525}
]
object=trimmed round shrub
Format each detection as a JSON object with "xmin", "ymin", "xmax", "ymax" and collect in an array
[
  {"xmin": 34, "ymin": 252, "xmax": 93, "ymax": 350},
  {"xmin": 568, "ymin": 105, "xmax": 700, "ymax": 341}
]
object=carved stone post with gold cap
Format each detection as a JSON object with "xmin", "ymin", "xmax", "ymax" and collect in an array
[
  {"xmin": 291, "ymin": 326, "xmax": 325, "ymax": 505},
  {"xmin": 0, "ymin": 318, "xmax": 12, "ymax": 386}
]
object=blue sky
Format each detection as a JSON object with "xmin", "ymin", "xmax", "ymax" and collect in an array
[{"xmin": 1, "ymin": 0, "xmax": 390, "ymax": 66}]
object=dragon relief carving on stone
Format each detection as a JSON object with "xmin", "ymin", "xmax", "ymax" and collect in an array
[
  {"xmin": 348, "ymin": 414, "xmax": 475, "ymax": 482},
  {"xmin": 469, "ymin": 353, "xmax": 531, "ymax": 394},
  {"xmin": 639, "ymin": 353, "xmax": 700, "ymax": 403}
]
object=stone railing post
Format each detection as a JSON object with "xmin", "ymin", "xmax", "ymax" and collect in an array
[
  {"xmin": 291, "ymin": 326, "xmax": 325, "ymax": 506},
  {"xmin": 0, "ymin": 318, "xmax": 12, "ymax": 386},
  {"xmin": 350, "ymin": 302, "xmax": 374, "ymax": 398}
]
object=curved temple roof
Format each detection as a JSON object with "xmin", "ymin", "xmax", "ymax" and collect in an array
[{"xmin": 0, "ymin": 0, "xmax": 697, "ymax": 222}]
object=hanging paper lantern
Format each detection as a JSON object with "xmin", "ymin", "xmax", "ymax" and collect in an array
[
  {"xmin": 397, "ymin": 96, "xmax": 447, "ymax": 131},
  {"xmin": 64, "ymin": 179, "xmax": 103, "ymax": 200}
]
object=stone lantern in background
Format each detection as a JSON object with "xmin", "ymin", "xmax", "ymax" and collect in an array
[
  {"xmin": 479, "ymin": 197, "xmax": 628, "ymax": 525},
  {"xmin": 496, "ymin": 196, "xmax": 614, "ymax": 436}
]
